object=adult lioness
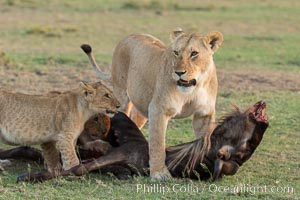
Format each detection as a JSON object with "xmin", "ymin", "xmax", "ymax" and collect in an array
[
  {"xmin": 0, "ymin": 81, "xmax": 120, "ymax": 174},
  {"xmin": 81, "ymin": 29, "xmax": 223, "ymax": 180}
]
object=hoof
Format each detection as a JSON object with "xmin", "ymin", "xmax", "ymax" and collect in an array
[{"xmin": 17, "ymin": 174, "xmax": 29, "ymax": 183}]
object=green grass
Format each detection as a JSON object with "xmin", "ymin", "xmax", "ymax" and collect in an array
[{"xmin": 0, "ymin": 0, "xmax": 299, "ymax": 199}]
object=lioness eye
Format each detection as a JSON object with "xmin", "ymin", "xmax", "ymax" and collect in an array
[
  {"xmin": 190, "ymin": 51, "xmax": 198, "ymax": 58},
  {"xmin": 104, "ymin": 93, "xmax": 110, "ymax": 98},
  {"xmin": 173, "ymin": 50, "xmax": 179, "ymax": 56}
]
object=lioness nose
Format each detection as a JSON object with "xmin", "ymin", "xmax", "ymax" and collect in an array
[{"xmin": 175, "ymin": 71, "xmax": 186, "ymax": 76}]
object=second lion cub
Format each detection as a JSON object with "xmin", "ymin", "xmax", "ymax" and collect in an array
[{"xmin": 0, "ymin": 81, "xmax": 120, "ymax": 174}]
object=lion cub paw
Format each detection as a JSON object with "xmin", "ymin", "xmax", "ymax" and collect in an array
[
  {"xmin": 150, "ymin": 166, "xmax": 172, "ymax": 181},
  {"xmin": 47, "ymin": 163, "xmax": 63, "ymax": 176},
  {"xmin": 83, "ymin": 140, "xmax": 112, "ymax": 154}
]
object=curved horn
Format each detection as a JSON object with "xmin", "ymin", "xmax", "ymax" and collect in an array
[{"xmin": 81, "ymin": 44, "xmax": 111, "ymax": 80}]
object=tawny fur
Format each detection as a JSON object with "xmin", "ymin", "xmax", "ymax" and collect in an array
[
  {"xmin": 108, "ymin": 29, "xmax": 223, "ymax": 180},
  {"xmin": 0, "ymin": 81, "xmax": 119, "ymax": 173},
  {"xmin": 47, "ymin": 92, "xmax": 112, "ymax": 154},
  {"xmin": 77, "ymin": 113, "xmax": 112, "ymax": 154}
]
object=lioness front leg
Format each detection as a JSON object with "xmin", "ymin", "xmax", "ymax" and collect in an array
[
  {"xmin": 148, "ymin": 107, "xmax": 172, "ymax": 181},
  {"xmin": 192, "ymin": 111, "xmax": 215, "ymax": 139},
  {"xmin": 57, "ymin": 132, "xmax": 80, "ymax": 170},
  {"xmin": 40, "ymin": 141, "xmax": 62, "ymax": 175}
]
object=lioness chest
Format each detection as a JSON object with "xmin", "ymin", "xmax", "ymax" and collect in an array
[
  {"xmin": 177, "ymin": 92, "xmax": 212, "ymax": 119},
  {"xmin": 168, "ymin": 87, "xmax": 214, "ymax": 119},
  {"xmin": 131, "ymin": 84, "xmax": 213, "ymax": 119}
]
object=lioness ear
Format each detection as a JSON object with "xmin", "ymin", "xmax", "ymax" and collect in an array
[
  {"xmin": 207, "ymin": 32, "xmax": 223, "ymax": 53},
  {"xmin": 170, "ymin": 27, "xmax": 184, "ymax": 41},
  {"xmin": 79, "ymin": 81, "xmax": 96, "ymax": 101}
]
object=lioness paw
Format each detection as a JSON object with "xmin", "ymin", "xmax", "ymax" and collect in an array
[{"xmin": 150, "ymin": 166, "xmax": 172, "ymax": 181}]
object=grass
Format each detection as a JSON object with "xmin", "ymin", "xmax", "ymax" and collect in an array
[{"xmin": 0, "ymin": 0, "xmax": 299, "ymax": 199}]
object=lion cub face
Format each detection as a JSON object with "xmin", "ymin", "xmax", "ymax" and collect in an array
[
  {"xmin": 170, "ymin": 30, "xmax": 223, "ymax": 93},
  {"xmin": 80, "ymin": 82, "xmax": 120, "ymax": 117}
]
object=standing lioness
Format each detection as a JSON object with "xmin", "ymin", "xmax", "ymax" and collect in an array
[
  {"xmin": 82, "ymin": 29, "xmax": 223, "ymax": 180},
  {"xmin": 0, "ymin": 81, "xmax": 120, "ymax": 173}
]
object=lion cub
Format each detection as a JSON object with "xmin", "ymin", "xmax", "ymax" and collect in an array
[
  {"xmin": 77, "ymin": 113, "xmax": 112, "ymax": 154},
  {"xmin": 0, "ymin": 81, "xmax": 120, "ymax": 174}
]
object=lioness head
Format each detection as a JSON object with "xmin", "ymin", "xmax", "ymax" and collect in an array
[
  {"xmin": 79, "ymin": 81, "xmax": 120, "ymax": 117},
  {"xmin": 170, "ymin": 28, "xmax": 223, "ymax": 93}
]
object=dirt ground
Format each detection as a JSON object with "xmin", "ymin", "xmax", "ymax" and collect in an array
[
  {"xmin": 217, "ymin": 69, "xmax": 300, "ymax": 92},
  {"xmin": 0, "ymin": 66, "xmax": 299, "ymax": 95}
]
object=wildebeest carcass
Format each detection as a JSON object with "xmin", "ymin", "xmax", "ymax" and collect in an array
[{"xmin": 2, "ymin": 101, "xmax": 268, "ymax": 182}]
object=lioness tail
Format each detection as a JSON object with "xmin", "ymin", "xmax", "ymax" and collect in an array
[{"xmin": 81, "ymin": 44, "xmax": 111, "ymax": 80}]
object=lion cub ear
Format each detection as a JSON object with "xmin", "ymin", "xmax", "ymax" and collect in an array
[
  {"xmin": 170, "ymin": 27, "xmax": 184, "ymax": 41},
  {"xmin": 79, "ymin": 81, "xmax": 96, "ymax": 101},
  {"xmin": 206, "ymin": 32, "xmax": 223, "ymax": 53}
]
